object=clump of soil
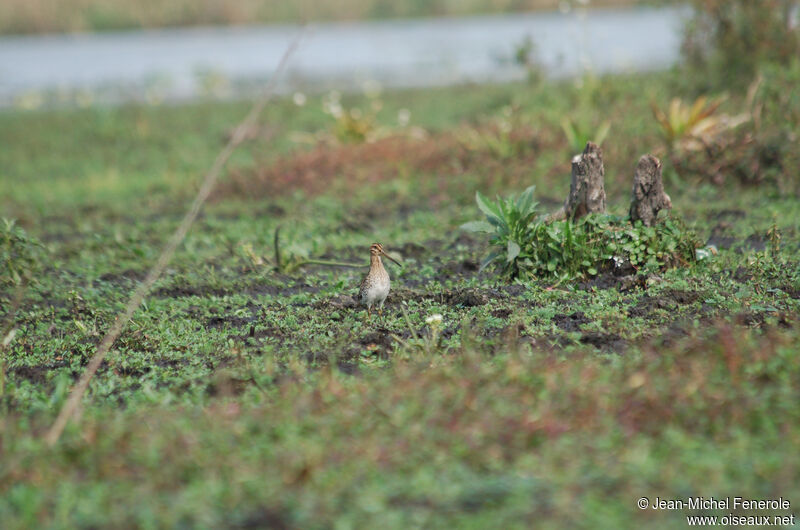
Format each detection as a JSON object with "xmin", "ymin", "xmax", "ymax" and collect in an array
[
  {"xmin": 628, "ymin": 289, "xmax": 701, "ymax": 319},
  {"xmin": 491, "ymin": 308, "xmax": 513, "ymax": 319},
  {"xmin": 359, "ymin": 329, "xmax": 395, "ymax": 357},
  {"xmin": 8, "ymin": 365, "xmax": 52, "ymax": 384},
  {"xmin": 206, "ymin": 315, "xmax": 256, "ymax": 329},
  {"xmin": 553, "ymin": 311, "xmax": 591, "ymax": 332},
  {"xmin": 443, "ymin": 288, "xmax": 492, "ymax": 307},
  {"xmin": 580, "ymin": 332, "xmax": 626, "ymax": 352},
  {"xmin": 579, "ymin": 273, "xmax": 648, "ymax": 292},
  {"xmin": 155, "ymin": 284, "xmax": 230, "ymax": 298}
]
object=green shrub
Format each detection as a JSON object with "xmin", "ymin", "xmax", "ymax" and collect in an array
[
  {"xmin": 1, "ymin": 219, "xmax": 43, "ymax": 289},
  {"xmin": 461, "ymin": 185, "xmax": 541, "ymax": 277},
  {"xmin": 682, "ymin": 0, "xmax": 800, "ymax": 91},
  {"xmin": 463, "ymin": 188, "xmax": 700, "ymax": 281},
  {"xmin": 750, "ymin": 59, "xmax": 800, "ymax": 188}
]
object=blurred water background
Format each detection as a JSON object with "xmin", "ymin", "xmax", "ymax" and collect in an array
[{"xmin": 0, "ymin": 5, "xmax": 686, "ymax": 108}]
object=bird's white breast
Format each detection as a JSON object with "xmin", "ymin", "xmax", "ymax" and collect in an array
[{"xmin": 362, "ymin": 269, "xmax": 390, "ymax": 305}]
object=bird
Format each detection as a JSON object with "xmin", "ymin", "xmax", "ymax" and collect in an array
[{"xmin": 359, "ymin": 242, "xmax": 401, "ymax": 318}]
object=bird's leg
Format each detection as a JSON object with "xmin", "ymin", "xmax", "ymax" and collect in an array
[{"xmin": 366, "ymin": 306, "xmax": 371, "ymax": 320}]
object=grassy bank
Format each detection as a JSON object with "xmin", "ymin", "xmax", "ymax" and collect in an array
[
  {"xmin": 0, "ymin": 0, "xmax": 643, "ymax": 36},
  {"xmin": 1, "ymin": 71, "xmax": 799, "ymax": 527}
]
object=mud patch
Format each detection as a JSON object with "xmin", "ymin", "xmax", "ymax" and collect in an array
[
  {"xmin": 781, "ymin": 285, "xmax": 800, "ymax": 299},
  {"xmin": 580, "ymin": 332, "xmax": 626, "ymax": 352},
  {"xmin": 232, "ymin": 507, "xmax": 291, "ymax": 530},
  {"xmin": 155, "ymin": 284, "xmax": 230, "ymax": 299},
  {"xmin": 381, "ymin": 287, "xmax": 501, "ymax": 308},
  {"xmin": 657, "ymin": 321, "xmax": 691, "ymax": 347},
  {"xmin": 743, "ymin": 234, "xmax": 766, "ymax": 252},
  {"xmin": 501, "ymin": 285, "xmax": 526, "ymax": 297},
  {"xmin": 491, "ymin": 308, "xmax": 513, "ymax": 319},
  {"xmin": 712, "ymin": 209, "xmax": 746, "ymax": 221},
  {"xmin": 553, "ymin": 311, "xmax": 590, "ymax": 332},
  {"xmin": 115, "ymin": 365, "xmax": 151, "ymax": 378},
  {"xmin": 444, "ymin": 288, "xmax": 492, "ymax": 307},
  {"xmin": 155, "ymin": 280, "xmax": 319, "ymax": 300},
  {"xmin": 207, "ymin": 376, "xmax": 255, "ymax": 397},
  {"xmin": 629, "ymin": 290, "xmax": 701, "ymax": 318},
  {"xmin": 439, "ymin": 259, "xmax": 480, "ymax": 276},
  {"xmin": 733, "ymin": 267, "xmax": 753, "ymax": 283},
  {"xmin": 397, "ymin": 241, "xmax": 427, "ymax": 260},
  {"xmin": 359, "ymin": 328, "xmax": 395, "ymax": 358},
  {"xmin": 96, "ymin": 268, "xmax": 146, "ymax": 286},
  {"xmin": 8, "ymin": 364, "xmax": 53, "ymax": 384},
  {"xmin": 579, "ymin": 273, "xmax": 648, "ymax": 291},
  {"xmin": 736, "ymin": 311, "xmax": 793, "ymax": 329},
  {"xmin": 316, "ymin": 294, "xmax": 359, "ymax": 311},
  {"xmin": 667, "ymin": 290, "xmax": 701, "ymax": 305},
  {"xmin": 706, "ymin": 235, "xmax": 737, "ymax": 250},
  {"xmin": 206, "ymin": 315, "xmax": 256, "ymax": 329}
]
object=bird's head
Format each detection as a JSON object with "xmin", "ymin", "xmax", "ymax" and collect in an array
[{"xmin": 370, "ymin": 242, "xmax": 401, "ymax": 266}]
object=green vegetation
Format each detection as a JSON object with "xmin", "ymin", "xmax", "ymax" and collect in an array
[
  {"xmin": 0, "ymin": 0, "xmax": 642, "ymax": 35},
  {"xmin": 3, "ymin": 326, "xmax": 800, "ymax": 528},
  {"xmin": 682, "ymin": 0, "xmax": 800, "ymax": 91},
  {"xmin": 2, "ymin": 30, "xmax": 800, "ymax": 525},
  {"xmin": 464, "ymin": 187, "xmax": 700, "ymax": 281},
  {"xmin": 560, "ymin": 117, "xmax": 611, "ymax": 154},
  {"xmin": 0, "ymin": 219, "xmax": 43, "ymax": 289}
]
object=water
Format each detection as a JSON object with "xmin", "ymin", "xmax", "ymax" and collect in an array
[{"xmin": 0, "ymin": 6, "xmax": 687, "ymax": 107}]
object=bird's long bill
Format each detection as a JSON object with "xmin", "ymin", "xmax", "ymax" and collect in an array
[{"xmin": 381, "ymin": 250, "xmax": 401, "ymax": 266}]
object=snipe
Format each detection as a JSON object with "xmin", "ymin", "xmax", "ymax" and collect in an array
[{"xmin": 359, "ymin": 242, "xmax": 401, "ymax": 318}]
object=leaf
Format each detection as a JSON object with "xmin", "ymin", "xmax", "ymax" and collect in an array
[
  {"xmin": 688, "ymin": 95, "xmax": 708, "ymax": 123},
  {"xmin": 651, "ymin": 101, "xmax": 673, "ymax": 141},
  {"xmin": 479, "ymin": 251, "xmax": 501, "ymax": 272},
  {"xmin": 460, "ymin": 221, "xmax": 494, "ymax": 233},
  {"xmin": 507, "ymin": 240, "xmax": 521, "ymax": 263},
  {"xmin": 517, "ymin": 185, "xmax": 538, "ymax": 216},
  {"xmin": 594, "ymin": 121, "xmax": 611, "ymax": 146},
  {"xmin": 560, "ymin": 117, "xmax": 577, "ymax": 150},
  {"xmin": 564, "ymin": 219, "xmax": 573, "ymax": 247},
  {"xmin": 476, "ymin": 191, "xmax": 502, "ymax": 220},
  {"xmin": 487, "ymin": 215, "xmax": 507, "ymax": 232}
]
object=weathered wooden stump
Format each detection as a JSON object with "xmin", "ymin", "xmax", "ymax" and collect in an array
[
  {"xmin": 629, "ymin": 154, "xmax": 671, "ymax": 226},
  {"xmin": 562, "ymin": 142, "xmax": 606, "ymax": 220}
]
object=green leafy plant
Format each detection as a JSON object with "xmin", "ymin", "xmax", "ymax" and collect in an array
[
  {"xmin": 461, "ymin": 185, "xmax": 541, "ymax": 276},
  {"xmin": 1, "ymin": 218, "xmax": 43, "ymax": 289},
  {"xmin": 463, "ymin": 188, "xmax": 701, "ymax": 281},
  {"xmin": 652, "ymin": 95, "xmax": 750, "ymax": 184},
  {"xmin": 651, "ymin": 96, "xmax": 748, "ymax": 153},
  {"xmin": 560, "ymin": 117, "xmax": 610, "ymax": 154},
  {"xmin": 767, "ymin": 220, "xmax": 782, "ymax": 256}
]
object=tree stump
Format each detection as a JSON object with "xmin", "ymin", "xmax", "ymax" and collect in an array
[
  {"xmin": 629, "ymin": 154, "xmax": 671, "ymax": 226},
  {"xmin": 563, "ymin": 142, "xmax": 606, "ymax": 220}
]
